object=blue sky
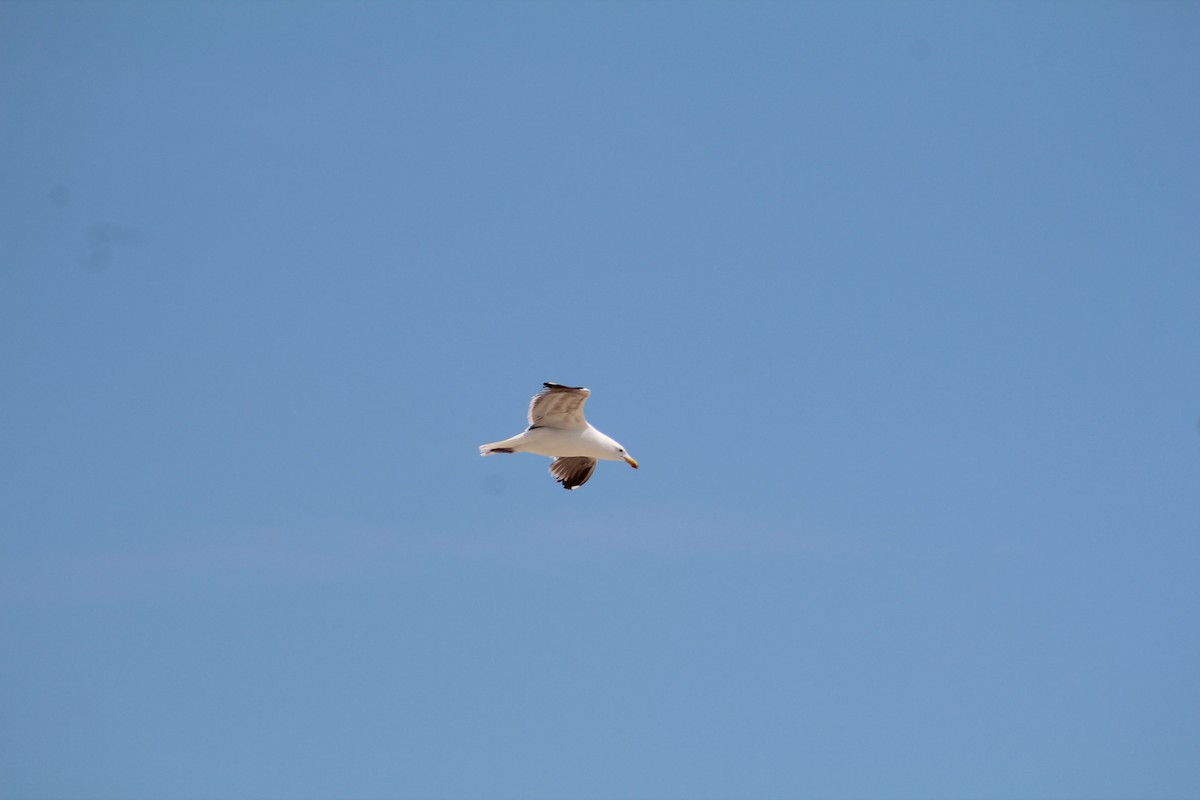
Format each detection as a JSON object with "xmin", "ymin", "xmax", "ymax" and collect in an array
[{"xmin": 2, "ymin": 1, "xmax": 1198, "ymax": 798}]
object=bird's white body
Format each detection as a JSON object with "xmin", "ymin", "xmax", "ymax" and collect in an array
[
  {"xmin": 479, "ymin": 383, "xmax": 638, "ymax": 490},
  {"xmin": 482, "ymin": 425, "xmax": 627, "ymax": 461}
]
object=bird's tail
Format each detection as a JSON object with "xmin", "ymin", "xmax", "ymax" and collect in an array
[{"xmin": 479, "ymin": 438, "xmax": 519, "ymax": 456}]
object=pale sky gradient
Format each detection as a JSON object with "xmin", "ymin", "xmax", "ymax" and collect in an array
[{"xmin": 2, "ymin": 2, "xmax": 1199, "ymax": 798}]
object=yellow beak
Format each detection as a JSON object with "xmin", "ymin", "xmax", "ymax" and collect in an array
[{"xmin": 623, "ymin": 456, "xmax": 639, "ymax": 469}]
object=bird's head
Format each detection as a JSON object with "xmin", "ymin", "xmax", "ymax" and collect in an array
[{"xmin": 613, "ymin": 442, "xmax": 638, "ymax": 469}]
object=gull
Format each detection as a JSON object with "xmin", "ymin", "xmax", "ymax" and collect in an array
[{"xmin": 480, "ymin": 382, "xmax": 639, "ymax": 490}]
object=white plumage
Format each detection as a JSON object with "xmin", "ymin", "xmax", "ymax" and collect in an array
[{"xmin": 479, "ymin": 383, "xmax": 639, "ymax": 490}]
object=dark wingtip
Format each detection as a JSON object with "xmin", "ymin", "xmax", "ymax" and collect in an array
[{"xmin": 543, "ymin": 382, "xmax": 584, "ymax": 390}]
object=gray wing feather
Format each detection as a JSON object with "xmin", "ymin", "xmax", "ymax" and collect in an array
[
  {"xmin": 528, "ymin": 383, "xmax": 591, "ymax": 429},
  {"xmin": 549, "ymin": 456, "xmax": 597, "ymax": 490}
]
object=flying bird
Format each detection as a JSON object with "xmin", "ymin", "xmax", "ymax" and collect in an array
[{"xmin": 480, "ymin": 382, "xmax": 639, "ymax": 490}]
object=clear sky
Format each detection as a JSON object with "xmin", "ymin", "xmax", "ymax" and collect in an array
[{"xmin": 2, "ymin": 1, "xmax": 1198, "ymax": 798}]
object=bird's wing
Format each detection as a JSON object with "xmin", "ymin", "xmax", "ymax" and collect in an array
[
  {"xmin": 528, "ymin": 382, "xmax": 591, "ymax": 429},
  {"xmin": 549, "ymin": 456, "xmax": 597, "ymax": 490}
]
